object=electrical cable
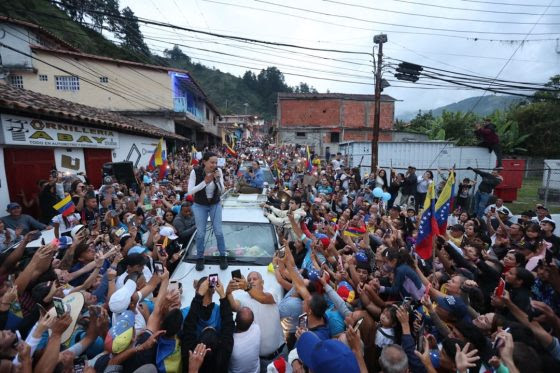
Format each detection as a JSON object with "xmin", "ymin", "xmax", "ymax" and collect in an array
[{"xmin": 321, "ymin": 0, "xmax": 560, "ymax": 24}]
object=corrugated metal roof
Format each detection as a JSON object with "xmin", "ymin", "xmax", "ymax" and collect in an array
[{"xmin": 0, "ymin": 83, "xmax": 185, "ymax": 140}]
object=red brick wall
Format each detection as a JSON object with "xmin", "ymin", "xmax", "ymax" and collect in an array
[
  {"xmin": 342, "ymin": 101, "xmax": 366, "ymax": 128},
  {"xmin": 280, "ymin": 99, "xmax": 340, "ymax": 127},
  {"xmin": 279, "ymin": 98, "xmax": 394, "ymax": 130}
]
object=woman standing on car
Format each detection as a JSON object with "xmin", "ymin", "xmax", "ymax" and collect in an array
[{"xmin": 188, "ymin": 152, "xmax": 228, "ymax": 271}]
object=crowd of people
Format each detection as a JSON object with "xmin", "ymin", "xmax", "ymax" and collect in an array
[{"xmin": 0, "ymin": 138, "xmax": 559, "ymax": 373}]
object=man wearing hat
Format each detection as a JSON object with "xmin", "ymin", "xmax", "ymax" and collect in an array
[
  {"xmin": 296, "ymin": 331, "xmax": 360, "ymax": 373},
  {"xmin": 1, "ymin": 202, "xmax": 49, "ymax": 234},
  {"xmin": 540, "ymin": 217, "xmax": 560, "ymax": 258},
  {"xmin": 532, "ymin": 204, "xmax": 552, "ymax": 224}
]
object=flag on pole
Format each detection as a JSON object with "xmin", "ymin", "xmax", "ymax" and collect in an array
[
  {"xmin": 434, "ymin": 171, "xmax": 455, "ymax": 234},
  {"xmin": 415, "ymin": 183, "xmax": 438, "ymax": 260},
  {"xmin": 157, "ymin": 150, "xmax": 169, "ymax": 180},
  {"xmin": 306, "ymin": 145, "xmax": 312, "ymax": 173},
  {"xmin": 53, "ymin": 194, "xmax": 76, "ymax": 217},
  {"xmin": 147, "ymin": 138, "xmax": 164, "ymax": 171}
]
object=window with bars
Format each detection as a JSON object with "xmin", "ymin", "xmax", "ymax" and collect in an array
[
  {"xmin": 39, "ymin": 75, "xmax": 48, "ymax": 81},
  {"xmin": 55, "ymin": 75, "xmax": 80, "ymax": 91},
  {"xmin": 99, "ymin": 76, "xmax": 108, "ymax": 83},
  {"xmin": 8, "ymin": 75, "xmax": 24, "ymax": 89}
]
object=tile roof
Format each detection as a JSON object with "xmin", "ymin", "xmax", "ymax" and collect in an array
[
  {"xmin": 0, "ymin": 83, "xmax": 185, "ymax": 141},
  {"xmin": 278, "ymin": 92, "xmax": 396, "ymax": 101},
  {"xmin": 0, "ymin": 16, "xmax": 79, "ymax": 52}
]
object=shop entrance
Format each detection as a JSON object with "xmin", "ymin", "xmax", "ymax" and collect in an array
[
  {"xmin": 3, "ymin": 147, "xmax": 55, "ymax": 218},
  {"xmin": 84, "ymin": 148, "xmax": 112, "ymax": 188}
]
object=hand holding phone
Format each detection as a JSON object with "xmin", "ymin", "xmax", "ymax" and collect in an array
[
  {"xmin": 208, "ymin": 274, "xmax": 218, "ymax": 288},
  {"xmin": 53, "ymin": 297, "xmax": 65, "ymax": 317},
  {"xmin": 298, "ymin": 313, "xmax": 308, "ymax": 330},
  {"xmin": 495, "ymin": 278, "xmax": 506, "ymax": 298},
  {"xmin": 153, "ymin": 260, "xmax": 164, "ymax": 274},
  {"xmin": 231, "ymin": 269, "xmax": 242, "ymax": 280}
]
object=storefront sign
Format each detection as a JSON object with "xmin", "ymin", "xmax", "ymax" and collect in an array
[{"xmin": 1, "ymin": 114, "xmax": 119, "ymax": 149}]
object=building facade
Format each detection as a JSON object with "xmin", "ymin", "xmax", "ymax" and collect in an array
[
  {"xmin": 0, "ymin": 17, "xmax": 220, "ymax": 148},
  {"xmin": 276, "ymin": 92, "xmax": 396, "ymax": 155},
  {"xmin": 0, "ymin": 83, "xmax": 184, "ymax": 215}
]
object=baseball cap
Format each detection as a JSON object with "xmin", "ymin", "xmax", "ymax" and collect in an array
[
  {"xmin": 104, "ymin": 310, "xmax": 135, "ymax": 354},
  {"xmin": 119, "ymin": 233, "xmax": 132, "ymax": 247},
  {"xmin": 58, "ymin": 236, "xmax": 73, "ymax": 249},
  {"xmin": 6, "ymin": 202, "xmax": 21, "ymax": 211},
  {"xmin": 159, "ymin": 226, "xmax": 178, "ymax": 240},
  {"xmin": 541, "ymin": 217, "xmax": 556, "ymax": 229},
  {"xmin": 355, "ymin": 251, "xmax": 369, "ymax": 263},
  {"xmin": 536, "ymin": 204, "xmax": 549, "ymax": 211},
  {"xmin": 109, "ymin": 279, "xmax": 138, "ymax": 314},
  {"xmin": 336, "ymin": 281, "xmax": 355, "ymax": 303},
  {"xmin": 128, "ymin": 245, "xmax": 148, "ymax": 256},
  {"xmin": 308, "ymin": 269, "xmax": 321, "ymax": 283},
  {"xmin": 70, "ymin": 225, "xmax": 86, "ymax": 239},
  {"xmin": 436, "ymin": 295, "xmax": 469, "ymax": 321},
  {"xmin": 46, "ymin": 292, "xmax": 85, "ymax": 343},
  {"xmin": 296, "ymin": 331, "xmax": 360, "ymax": 373}
]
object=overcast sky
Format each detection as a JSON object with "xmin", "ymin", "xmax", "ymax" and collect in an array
[{"xmin": 120, "ymin": 0, "xmax": 560, "ymax": 115}]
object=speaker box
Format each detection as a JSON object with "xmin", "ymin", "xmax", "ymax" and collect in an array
[{"xmin": 103, "ymin": 162, "xmax": 137, "ymax": 189}]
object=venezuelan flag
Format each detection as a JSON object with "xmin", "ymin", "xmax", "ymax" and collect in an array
[
  {"xmin": 343, "ymin": 225, "xmax": 366, "ymax": 238},
  {"xmin": 148, "ymin": 138, "xmax": 164, "ymax": 171},
  {"xmin": 53, "ymin": 195, "xmax": 76, "ymax": 217},
  {"xmin": 157, "ymin": 150, "xmax": 169, "ymax": 180},
  {"xmin": 434, "ymin": 171, "xmax": 455, "ymax": 234},
  {"xmin": 415, "ymin": 183, "xmax": 438, "ymax": 260},
  {"xmin": 224, "ymin": 135, "xmax": 237, "ymax": 157}
]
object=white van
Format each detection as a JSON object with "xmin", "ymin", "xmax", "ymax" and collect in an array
[{"xmin": 170, "ymin": 192, "xmax": 283, "ymax": 307}]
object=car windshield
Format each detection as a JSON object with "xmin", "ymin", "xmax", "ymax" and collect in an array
[
  {"xmin": 238, "ymin": 166, "xmax": 275, "ymax": 185},
  {"xmin": 184, "ymin": 222, "xmax": 277, "ymax": 263}
]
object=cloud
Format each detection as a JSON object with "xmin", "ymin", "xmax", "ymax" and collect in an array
[{"xmin": 121, "ymin": 0, "xmax": 560, "ymax": 115}]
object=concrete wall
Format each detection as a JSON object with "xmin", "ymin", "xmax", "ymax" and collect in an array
[
  {"xmin": 0, "ymin": 24, "xmax": 33, "ymax": 68},
  {"xmin": 112, "ymin": 133, "xmax": 165, "ymax": 169},
  {"xmin": 22, "ymin": 50, "xmax": 173, "ymax": 111},
  {"xmin": 129, "ymin": 115, "xmax": 175, "ymax": 133}
]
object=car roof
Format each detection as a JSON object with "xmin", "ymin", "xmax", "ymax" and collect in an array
[{"xmin": 221, "ymin": 192, "xmax": 270, "ymax": 223}]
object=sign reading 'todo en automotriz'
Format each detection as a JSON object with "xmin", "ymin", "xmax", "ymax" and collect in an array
[{"xmin": 1, "ymin": 114, "xmax": 119, "ymax": 149}]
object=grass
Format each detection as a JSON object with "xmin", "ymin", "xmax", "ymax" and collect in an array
[{"xmin": 506, "ymin": 177, "xmax": 560, "ymax": 214}]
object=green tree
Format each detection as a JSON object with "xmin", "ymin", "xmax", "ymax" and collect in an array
[
  {"xmin": 164, "ymin": 45, "xmax": 191, "ymax": 65},
  {"xmin": 438, "ymin": 111, "xmax": 477, "ymax": 145},
  {"xmin": 294, "ymin": 82, "xmax": 317, "ymax": 93},
  {"xmin": 117, "ymin": 6, "xmax": 150, "ymax": 56}
]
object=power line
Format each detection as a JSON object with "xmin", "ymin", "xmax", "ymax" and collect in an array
[
  {"xmin": 458, "ymin": 0, "xmax": 560, "ymax": 7},
  {"xmin": 242, "ymin": 0, "xmax": 560, "ymax": 34},
  {"xmin": 320, "ymin": 0, "xmax": 560, "ymax": 25},
  {"xmin": 47, "ymin": 0, "xmax": 372, "ymax": 56},
  {"xmin": 345, "ymin": 0, "xmax": 560, "ymax": 16},
  {"xmin": 467, "ymin": 0, "xmax": 556, "ymax": 112},
  {"xmin": 200, "ymin": 0, "xmax": 559, "ymax": 42},
  {"xmin": 0, "ymin": 42, "xmax": 159, "ymax": 109}
]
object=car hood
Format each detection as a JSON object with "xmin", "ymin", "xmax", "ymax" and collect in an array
[{"xmin": 171, "ymin": 260, "xmax": 284, "ymax": 308}]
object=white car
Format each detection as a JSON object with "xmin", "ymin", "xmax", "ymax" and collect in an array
[{"xmin": 170, "ymin": 192, "xmax": 283, "ymax": 307}]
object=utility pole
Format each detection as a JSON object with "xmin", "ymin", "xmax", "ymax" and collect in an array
[{"xmin": 371, "ymin": 34, "xmax": 387, "ymax": 173}]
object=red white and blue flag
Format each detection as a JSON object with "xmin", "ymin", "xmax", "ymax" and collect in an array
[
  {"xmin": 306, "ymin": 145, "xmax": 313, "ymax": 173},
  {"xmin": 415, "ymin": 182, "xmax": 438, "ymax": 260},
  {"xmin": 434, "ymin": 171, "xmax": 455, "ymax": 234}
]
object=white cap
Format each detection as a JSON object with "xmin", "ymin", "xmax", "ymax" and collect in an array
[
  {"xmin": 159, "ymin": 226, "xmax": 178, "ymax": 240},
  {"xmin": 109, "ymin": 279, "xmax": 137, "ymax": 314},
  {"xmin": 70, "ymin": 225, "xmax": 85, "ymax": 239}
]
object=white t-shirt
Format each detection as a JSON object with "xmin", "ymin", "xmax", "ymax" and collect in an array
[
  {"xmin": 51, "ymin": 213, "xmax": 81, "ymax": 232},
  {"xmin": 234, "ymin": 291, "xmax": 285, "ymax": 356},
  {"xmin": 229, "ymin": 322, "xmax": 261, "ymax": 373},
  {"xmin": 115, "ymin": 262, "xmax": 153, "ymax": 290}
]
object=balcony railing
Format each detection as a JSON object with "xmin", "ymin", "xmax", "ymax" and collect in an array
[{"xmin": 173, "ymin": 97, "xmax": 204, "ymax": 121}]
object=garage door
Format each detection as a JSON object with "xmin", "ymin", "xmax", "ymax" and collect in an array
[{"xmin": 84, "ymin": 148, "xmax": 112, "ymax": 188}]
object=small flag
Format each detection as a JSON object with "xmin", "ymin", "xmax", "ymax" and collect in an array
[
  {"xmin": 224, "ymin": 134, "xmax": 237, "ymax": 157},
  {"xmin": 343, "ymin": 226, "xmax": 366, "ymax": 238},
  {"xmin": 435, "ymin": 171, "xmax": 455, "ymax": 234},
  {"xmin": 148, "ymin": 138, "xmax": 164, "ymax": 171},
  {"xmin": 53, "ymin": 195, "xmax": 76, "ymax": 217},
  {"xmin": 415, "ymin": 183, "xmax": 438, "ymax": 260}
]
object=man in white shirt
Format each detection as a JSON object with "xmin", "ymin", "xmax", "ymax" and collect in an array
[
  {"xmin": 227, "ymin": 271, "xmax": 286, "ymax": 372},
  {"xmin": 229, "ymin": 307, "xmax": 261, "ymax": 373}
]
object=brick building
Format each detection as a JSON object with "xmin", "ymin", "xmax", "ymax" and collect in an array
[{"xmin": 276, "ymin": 92, "xmax": 396, "ymax": 155}]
